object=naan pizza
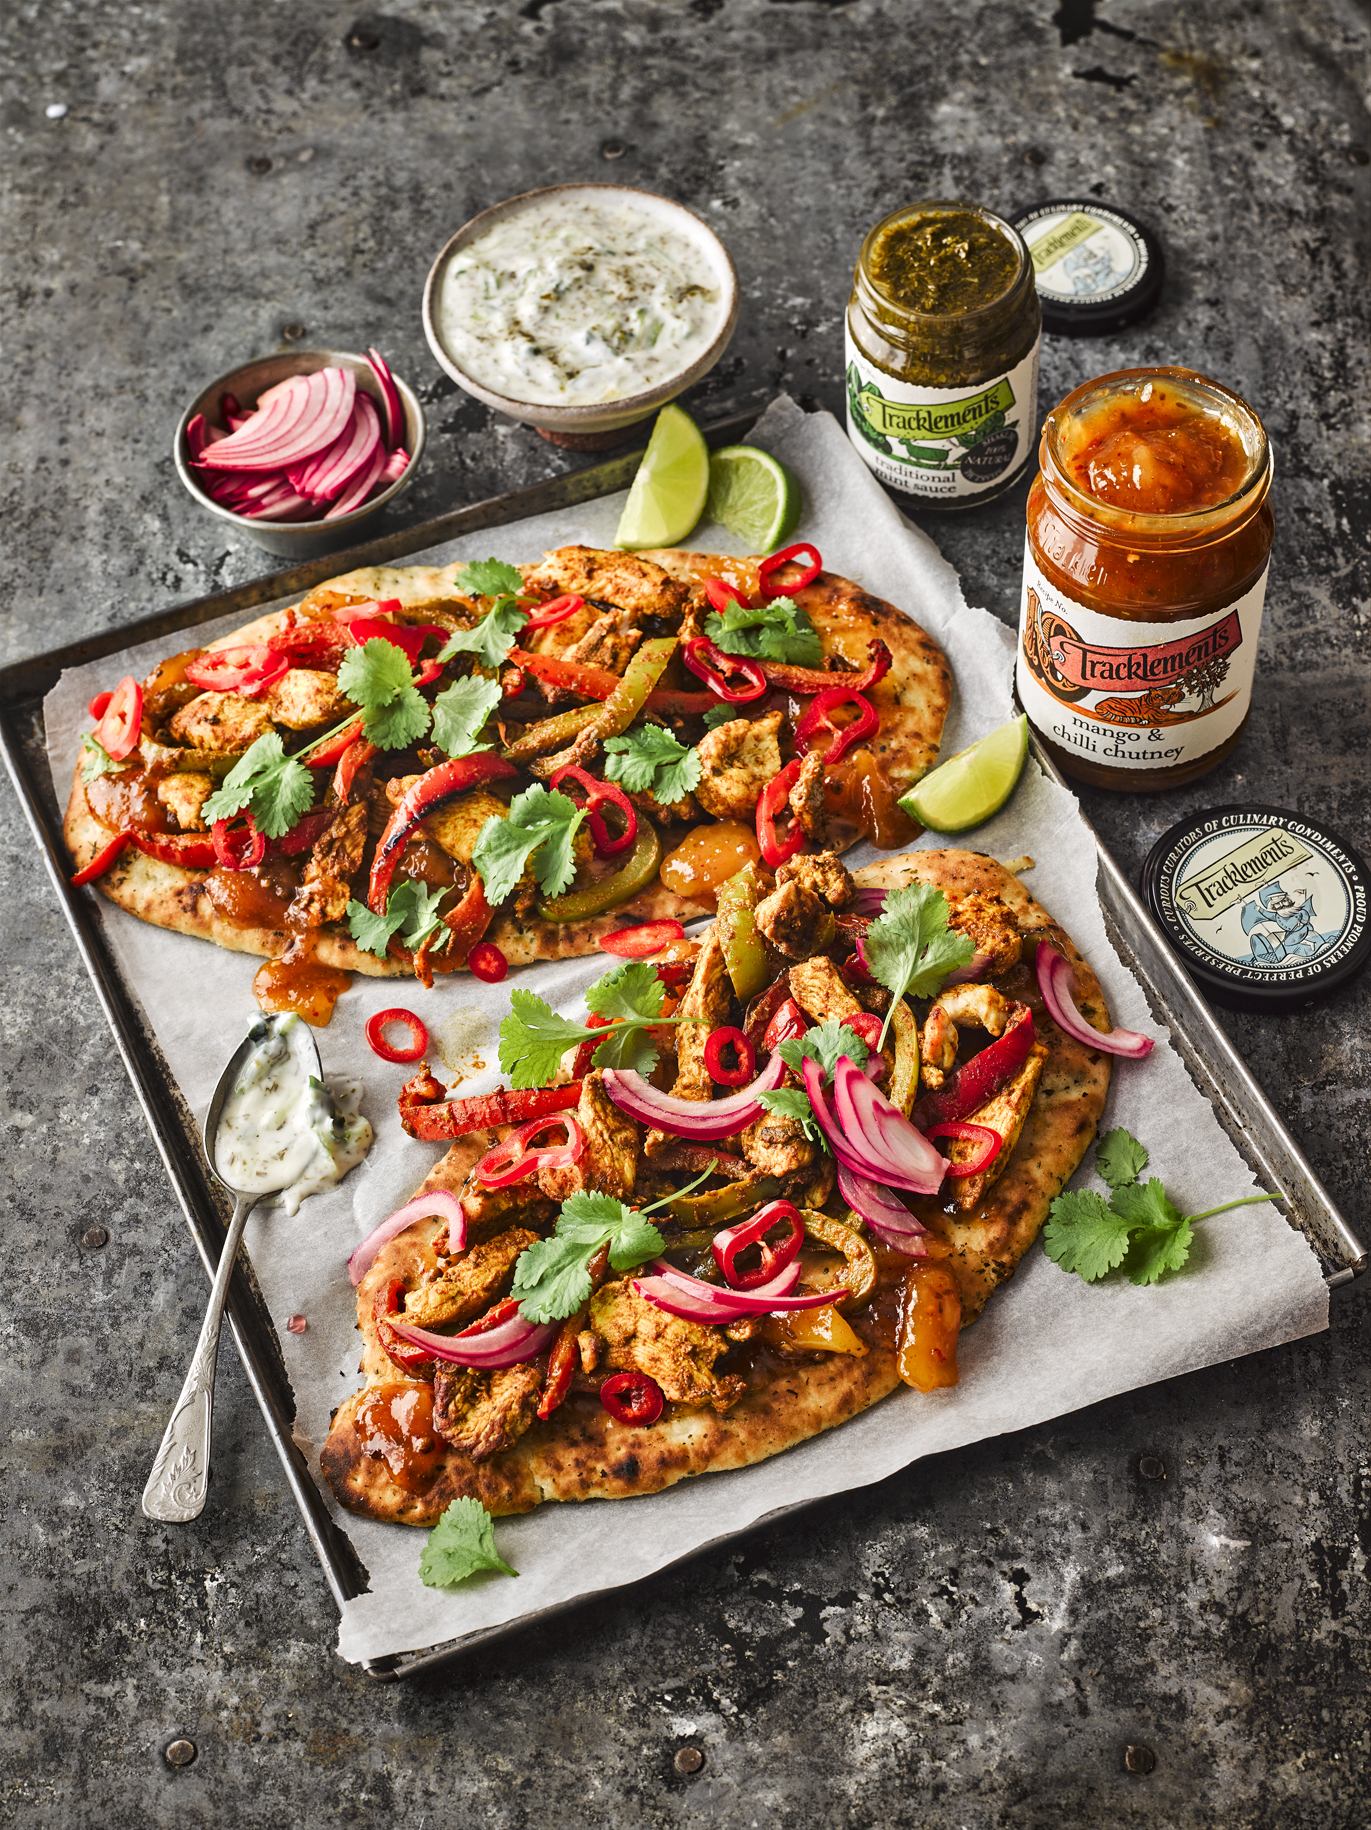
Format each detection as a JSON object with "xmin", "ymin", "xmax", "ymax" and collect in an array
[
  {"xmin": 63, "ymin": 546, "xmax": 951, "ymax": 1017},
  {"xmin": 320, "ymin": 849, "xmax": 1114, "ymax": 1525}
]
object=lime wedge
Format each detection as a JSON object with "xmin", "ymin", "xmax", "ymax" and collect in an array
[
  {"xmin": 901, "ymin": 714, "xmax": 1030, "ymax": 833},
  {"xmin": 705, "ymin": 445, "xmax": 803, "ymax": 552},
  {"xmin": 615, "ymin": 404, "xmax": 710, "ymax": 551}
]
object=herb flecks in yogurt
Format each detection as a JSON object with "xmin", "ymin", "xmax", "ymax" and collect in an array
[
  {"xmin": 435, "ymin": 199, "xmax": 724, "ymax": 407},
  {"xmin": 215, "ymin": 1014, "xmax": 372, "ymax": 1217}
]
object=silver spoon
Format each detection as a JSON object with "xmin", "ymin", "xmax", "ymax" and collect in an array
[{"xmin": 141, "ymin": 1012, "xmax": 326, "ymax": 1523}]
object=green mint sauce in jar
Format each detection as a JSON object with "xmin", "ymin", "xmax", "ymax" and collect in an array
[{"xmin": 845, "ymin": 201, "xmax": 1041, "ymax": 510}]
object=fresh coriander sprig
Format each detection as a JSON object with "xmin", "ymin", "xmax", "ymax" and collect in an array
[
  {"xmin": 758, "ymin": 1020, "xmax": 873, "ymax": 1149},
  {"xmin": 1044, "ymin": 1127, "xmax": 1283, "ymax": 1287},
  {"xmin": 347, "ymin": 880, "xmax": 453, "ymax": 959},
  {"xmin": 437, "ymin": 596, "xmax": 527, "ymax": 670},
  {"xmin": 471, "ymin": 785, "xmax": 586, "ymax": 908},
  {"xmin": 496, "ymin": 961, "xmax": 698, "ymax": 1089},
  {"xmin": 862, "ymin": 883, "xmax": 976, "ymax": 1047},
  {"xmin": 512, "ymin": 1191, "xmax": 666, "ymax": 1323},
  {"xmin": 602, "ymin": 724, "xmax": 701, "ymax": 805},
  {"xmin": 202, "ymin": 731, "xmax": 315, "ymax": 837},
  {"xmin": 453, "ymin": 557, "xmax": 525, "ymax": 598},
  {"xmin": 704, "ymin": 592, "xmax": 823, "ymax": 667},
  {"xmin": 419, "ymin": 1497, "xmax": 517, "ymax": 1588},
  {"xmin": 80, "ymin": 732, "xmax": 131, "ymax": 784}
]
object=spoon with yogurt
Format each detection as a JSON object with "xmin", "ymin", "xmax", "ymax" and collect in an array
[{"xmin": 141, "ymin": 1012, "xmax": 372, "ymax": 1523}]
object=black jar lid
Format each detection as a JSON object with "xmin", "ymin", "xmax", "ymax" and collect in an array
[
  {"xmin": 1009, "ymin": 199, "xmax": 1164, "ymax": 335},
  {"xmin": 1141, "ymin": 805, "xmax": 1371, "ymax": 1013}
]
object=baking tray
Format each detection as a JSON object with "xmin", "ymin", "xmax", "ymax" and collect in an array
[{"xmin": 3, "ymin": 422, "xmax": 1364, "ymax": 1683}]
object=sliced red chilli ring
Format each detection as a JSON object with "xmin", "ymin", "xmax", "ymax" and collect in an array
[
  {"xmin": 757, "ymin": 542, "xmax": 822, "ymax": 597},
  {"xmin": 467, "ymin": 941, "xmax": 508, "ymax": 984},
  {"xmin": 703, "ymin": 1025, "xmax": 755, "ymax": 1088},
  {"xmin": 94, "ymin": 676, "xmax": 144, "ymax": 759},
  {"xmin": 211, "ymin": 814, "xmax": 266, "ymax": 871},
  {"xmin": 365, "ymin": 1008, "xmax": 429, "ymax": 1063},
  {"xmin": 599, "ymin": 1370, "xmax": 665, "ymax": 1427}
]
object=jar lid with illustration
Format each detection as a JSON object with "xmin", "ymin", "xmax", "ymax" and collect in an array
[
  {"xmin": 1141, "ymin": 805, "xmax": 1371, "ymax": 1012},
  {"xmin": 1010, "ymin": 199, "xmax": 1164, "ymax": 335}
]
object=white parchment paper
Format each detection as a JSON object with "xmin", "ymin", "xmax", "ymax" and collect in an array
[{"xmin": 44, "ymin": 397, "xmax": 1328, "ymax": 1665}]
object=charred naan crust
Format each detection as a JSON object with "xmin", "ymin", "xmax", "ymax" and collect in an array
[{"xmin": 322, "ymin": 853, "xmax": 1113, "ymax": 1527}]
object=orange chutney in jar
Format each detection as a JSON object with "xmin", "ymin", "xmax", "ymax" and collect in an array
[{"xmin": 1017, "ymin": 366, "xmax": 1273, "ymax": 792}]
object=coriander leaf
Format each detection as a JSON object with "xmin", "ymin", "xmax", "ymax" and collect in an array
[
  {"xmin": 863, "ymin": 883, "xmax": 975, "ymax": 1035},
  {"xmin": 704, "ymin": 593, "xmax": 823, "ymax": 668},
  {"xmin": 201, "ymin": 731, "xmax": 314, "ymax": 839},
  {"xmin": 430, "ymin": 674, "xmax": 502, "ymax": 758},
  {"xmin": 778, "ymin": 1017, "xmax": 870, "ymax": 1080},
  {"xmin": 757, "ymin": 1085, "xmax": 825, "ymax": 1145},
  {"xmin": 337, "ymin": 636, "xmax": 415, "ymax": 710},
  {"xmin": 454, "ymin": 557, "xmax": 526, "ymax": 598},
  {"xmin": 557, "ymin": 1192, "xmax": 664, "ymax": 1271},
  {"xmin": 438, "ymin": 596, "xmax": 527, "ymax": 670},
  {"xmin": 1124, "ymin": 1215, "xmax": 1194, "ymax": 1286},
  {"xmin": 346, "ymin": 896, "xmax": 407, "ymax": 960},
  {"xmin": 364, "ymin": 684, "xmax": 431, "ymax": 751},
  {"xmin": 1095, "ymin": 1127, "xmax": 1149, "ymax": 1192},
  {"xmin": 591, "ymin": 1024, "xmax": 659, "ymax": 1078},
  {"xmin": 702, "ymin": 703, "xmax": 737, "ymax": 731},
  {"xmin": 80, "ymin": 733, "xmax": 129, "ymax": 783},
  {"xmin": 497, "ymin": 989, "xmax": 592, "ymax": 1089},
  {"xmin": 1042, "ymin": 1189, "xmax": 1134, "ymax": 1282},
  {"xmin": 510, "ymin": 1235, "xmax": 601, "ymax": 1323},
  {"xmin": 471, "ymin": 786, "xmax": 585, "ymax": 907},
  {"xmin": 419, "ymin": 1497, "xmax": 517, "ymax": 1588},
  {"xmin": 584, "ymin": 960, "xmax": 666, "ymax": 1025},
  {"xmin": 1110, "ymin": 1176, "xmax": 1184, "ymax": 1234},
  {"xmin": 602, "ymin": 725, "xmax": 702, "ymax": 805}
]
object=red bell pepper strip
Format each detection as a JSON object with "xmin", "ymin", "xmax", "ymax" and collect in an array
[
  {"xmin": 756, "ymin": 758, "xmax": 804, "ymax": 868},
  {"xmin": 304, "ymin": 717, "xmax": 365, "ymax": 768},
  {"xmin": 508, "ymin": 648, "xmax": 621, "ymax": 700},
  {"xmin": 598, "ymin": 919, "xmax": 685, "ymax": 959},
  {"xmin": 703, "ymin": 1025, "xmax": 755, "ymax": 1088},
  {"xmin": 184, "ymin": 644, "xmax": 290, "ymax": 697},
  {"xmin": 211, "ymin": 815, "xmax": 266, "ymax": 871},
  {"xmin": 571, "ymin": 1013, "xmax": 615, "ymax": 1079},
  {"xmin": 468, "ymin": 941, "xmax": 507, "ymax": 984},
  {"xmin": 924, "ymin": 1121, "xmax": 1002, "ymax": 1178},
  {"xmin": 756, "ymin": 635, "xmax": 893, "ymax": 697},
  {"xmin": 743, "ymin": 976, "xmax": 795, "ymax": 1052},
  {"xmin": 794, "ymin": 688, "xmax": 880, "ymax": 770},
  {"xmin": 842, "ymin": 1011, "xmax": 884, "ymax": 1054},
  {"xmin": 266, "ymin": 623, "xmax": 352, "ymax": 664},
  {"xmin": 757, "ymin": 543, "xmax": 822, "ymax": 598},
  {"xmin": 71, "ymin": 830, "xmax": 132, "ymax": 886},
  {"xmin": 374, "ymin": 1280, "xmax": 435, "ymax": 1377},
  {"xmin": 549, "ymin": 763, "xmax": 637, "ymax": 858},
  {"xmin": 522, "ymin": 593, "xmax": 584, "ymax": 631},
  {"xmin": 704, "ymin": 576, "xmax": 748, "ymax": 616},
  {"xmin": 682, "ymin": 637, "xmax": 767, "ymax": 703},
  {"xmin": 415, "ymin": 656, "xmax": 446, "ymax": 688},
  {"xmin": 125, "ymin": 830, "xmax": 218, "ymax": 869},
  {"xmin": 87, "ymin": 691, "xmax": 113, "ymax": 721},
  {"xmin": 366, "ymin": 1008, "xmax": 429, "ymax": 1063},
  {"xmin": 913, "ymin": 1005, "xmax": 1037, "ymax": 1130},
  {"xmin": 600, "ymin": 1371, "xmax": 664, "ymax": 1426},
  {"xmin": 369, "ymin": 754, "xmax": 518, "ymax": 912},
  {"xmin": 443, "ymin": 877, "xmax": 495, "ymax": 965},
  {"xmin": 712, "ymin": 1199, "xmax": 805, "ymax": 1290},
  {"xmin": 344, "ymin": 619, "xmax": 448, "ymax": 664},
  {"xmin": 459, "ymin": 1297, "xmax": 523, "ymax": 1336},
  {"xmin": 94, "ymin": 677, "xmax": 144, "ymax": 760},
  {"xmin": 333, "ymin": 738, "xmax": 377, "ymax": 805},
  {"xmin": 761, "ymin": 996, "xmax": 809, "ymax": 1053},
  {"xmin": 273, "ymin": 808, "xmax": 334, "ymax": 856},
  {"xmin": 398, "ymin": 1075, "xmax": 583, "ymax": 1141},
  {"xmin": 474, "ymin": 1112, "xmax": 585, "ymax": 1188}
]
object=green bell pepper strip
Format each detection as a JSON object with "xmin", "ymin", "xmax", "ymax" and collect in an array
[
  {"xmin": 888, "ymin": 997, "xmax": 920, "ymax": 1116},
  {"xmin": 715, "ymin": 862, "xmax": 770, "ymax": 1002},
  {"xmin": 500, "ymin": 702, "xmax": 602, "ymax": 765},
  {"xmin": 536, "ymin": 817, "xmax": 663, "ymax": 923},
  {"xmin": 587, "ymin": 636, "xmax": 679, "ymax": 742},
  {"xmin": 659, "ymin": 1175, "xmax": 785, "ymax": 1229}
]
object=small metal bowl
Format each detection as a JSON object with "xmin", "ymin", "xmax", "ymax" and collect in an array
[
  {"xmin": 173, "ymin": 349, "xmax": 426, "ymax": 560},
  {"xmin": 422, "ymin": 182, "xmax": 739, "ymax": 448}
]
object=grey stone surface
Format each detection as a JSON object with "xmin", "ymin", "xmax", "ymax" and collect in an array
[{"xmin": 2, "ymin": 2, "xmax": 1368, "ymax": 1825}]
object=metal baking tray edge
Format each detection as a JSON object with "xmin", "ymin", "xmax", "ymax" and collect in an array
[{"xmin": 3, "ymin": 421, "xmax": 1362, "ymax": 1684}]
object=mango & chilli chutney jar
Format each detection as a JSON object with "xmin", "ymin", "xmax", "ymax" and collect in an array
[
  {"xmin": 845, "ymin": 201, "xmax": 1041, "ymax": 509},
  {"xmin": 1017, "ymin": 366, "xmax": 1273, "ymax": 791}
]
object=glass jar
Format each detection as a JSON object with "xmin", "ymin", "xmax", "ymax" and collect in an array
[
  {"xmin": 1017, "ymin": 366, "xmax": 1273, "ymax": 791},
  {"xmin": 845, "ymin": 201, "xmax": 1041, "ymax": 510}
]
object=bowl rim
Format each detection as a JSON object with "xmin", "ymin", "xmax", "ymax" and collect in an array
[
  {"xmin": 172, "ymin": 347, "xmax": 427, "ymax": 534},
  {"xmin": 420, "ymin": 180, "xmax": 740, "ymax": 430}
]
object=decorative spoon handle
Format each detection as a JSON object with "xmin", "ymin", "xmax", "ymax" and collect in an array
[{"xmin": 141, "ymin": 1192, "xmax": 256, "ymax": 1523}]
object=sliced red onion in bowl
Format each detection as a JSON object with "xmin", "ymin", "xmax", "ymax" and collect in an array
[
  {"xmin": 348, "ymin": 1189, "xmax": 467, "ymax": 1286},
  {"xmin": 367, "ymin": 347, "xmax": 404, "ymax": 448},
  {"xmin": 385, "ymin": 1311, "xmax": 559, "ymax": 1369},
  {"xmin": 1036, "ymin": 943, "xmax": 1155, "ymax": 1059},
  {"xmin": 601, "ymin": 1052, "xmax": 786, "ymax": 1139}
]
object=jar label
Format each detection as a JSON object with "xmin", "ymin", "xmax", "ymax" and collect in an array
[
  {"xmin": 1016, "ymin": 542, "xmax": 1269, "ymax": 771},
  {"xmin": 844, "ymin": 324, "xmax": 1040, "ymax": 501}
]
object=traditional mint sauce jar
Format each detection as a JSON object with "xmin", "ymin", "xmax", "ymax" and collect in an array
[{"xmin": 844, "ymin": 201, "xmax": 1041, "ymax": 511}]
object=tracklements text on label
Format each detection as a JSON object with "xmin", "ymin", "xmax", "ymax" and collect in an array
[
  {"xmin": 844, "ymin": 328, "xmax": 1040, "ymax": 501},
  {"xmin": 1016, "ymin": 543, "xmax": 1268, "ymax": 771}
]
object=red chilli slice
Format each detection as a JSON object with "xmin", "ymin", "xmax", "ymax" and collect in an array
[
  {"xmin": 94, "ymin": 677, "xmax": 143, "ymax": 760},
  {"xmin": 365, "ymin": 1008, "xmax": 429, "ymax": 1063},
  {"xmin": 600, "ymin": 1371, "xmax": 665, "ymax": 1426},
  {"xmin": 757, "ymin": 543, "xmax": 822, "ymax": 598},
  {"xmin": 599, "ymin": 920, "xmax": 685, "ymax": 959},
  {"xmin": 467, "ymin": 941, "xmax": 508, "ymax": 984}
]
